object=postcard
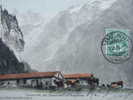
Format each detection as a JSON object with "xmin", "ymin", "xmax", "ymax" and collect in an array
[{"xmin": 0, "ymin": 0, "xmax": 133, "ymax": 100}]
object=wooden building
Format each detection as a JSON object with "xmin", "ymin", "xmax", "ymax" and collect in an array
[
  {"xmin": 0, "ymin": 71, "xmax": 64, "ymax": 89},
  {"xmin": 64, "ymin": 73, "xmax": 94, "ymax": 88}
]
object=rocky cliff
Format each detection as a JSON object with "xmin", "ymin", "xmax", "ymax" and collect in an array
[
  {"xmin": 0, "ymin": 6, "xmax": 24, "ymax": 52},
  {"xmin": 0, "ymin": 39, "xmax": 25, "ymax": 74},
  {"xmin": 0, "ymin": 6, "xmax": 32, "ymax": 74}
]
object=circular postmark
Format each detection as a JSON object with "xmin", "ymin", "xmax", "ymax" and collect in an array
[{"xmin": 101, "ymin": 30, "xmax": 133, "ymax": 64}]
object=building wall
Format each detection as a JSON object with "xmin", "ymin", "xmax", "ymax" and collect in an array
[
  {"xmin": 79, "ymin": 80, "xmax": 88, "ymax": 86},
  {"xmin": 0, "ymin": 80, "xmax": 17, "ymax": 87},
  {"xmin": 0, "ymin": 72, "xmax": 64, "ymax": 89}
]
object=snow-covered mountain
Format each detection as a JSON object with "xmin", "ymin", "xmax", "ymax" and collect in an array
[{"xmin": 22, "ymin": 0, "xmax": 133, "ymax": 87}]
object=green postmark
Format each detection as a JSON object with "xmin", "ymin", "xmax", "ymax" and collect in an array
[{"xmin": 101, "ymin": 29, "xmax": 133, "ymax": 64}]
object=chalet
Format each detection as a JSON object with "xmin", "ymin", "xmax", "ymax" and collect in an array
[
  {"xmin": 107, "ymin": 81, "xmax": 123, "ymax": 88},
  {"xmin": 64, "ymin": 73, "xmax": 95, "ymax": 88},
  {"xmin": 0, "ymin": 71, "xmax": 64, "ymax": 89}
]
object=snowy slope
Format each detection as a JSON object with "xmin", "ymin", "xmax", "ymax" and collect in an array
[
  {"xmin": 22, "ymin": 0, "xmax": 133, "ymax": 87},
  {"xmin": 0, "ymin": 88, "xmax": 133, "ymax": 100},
  {"xmin": 16, "ymin": 11, "xmax": 46, "ymax": 51}
]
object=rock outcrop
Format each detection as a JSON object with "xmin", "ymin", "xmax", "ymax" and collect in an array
[
  {"xmin": 0, "ymin": 39, "xmax": 25, "ymax": 74},
  {"xmin": 0, "ymin": 6, "xmax": 33, "ymax": 74},
  {"xmin": 0, "ymin": 6, "xmax": 24, "ymax": 52}
]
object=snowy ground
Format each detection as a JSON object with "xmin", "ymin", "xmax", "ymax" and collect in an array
[{"xmin": 0, "ymin": 88, "xmax": 132, "ymax": 100}]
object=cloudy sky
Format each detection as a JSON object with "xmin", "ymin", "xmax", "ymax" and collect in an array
[{"xmin": 2, "ymin": 0, "xmax": 87, "ymax": 14}]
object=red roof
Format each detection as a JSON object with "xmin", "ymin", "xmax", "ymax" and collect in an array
[
  {"xmin": 64, "ymin": 73, "xmax": 93, "ymax": 79},
  {"xmin": 0, "ymin": 71, "xmax": 60, "ymax": 80}
]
